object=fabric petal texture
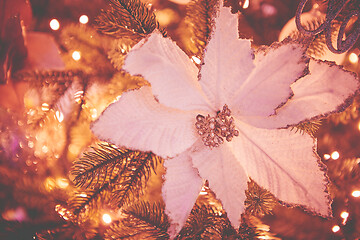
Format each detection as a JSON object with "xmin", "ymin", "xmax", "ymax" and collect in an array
[
  {"xmin": 162, "ymin": 151, "xmax": 203, "ymax": 238},
  {"xmin": 230, "ymin": 40, "xmax": 309, "ymax": 119},
  {"xmin": 123, "ymin": 31, "xmax": 211, "ymax": 112},
  {"xmin": 191, "ymin": 143, "xmax": 249, "ymax": 228},
  {"xmin": 199, "ymin": 6, "xmax": 255, "ymax": 111},
  {"xmin": 92, "ymin": 86, "xmax": 198, "ymax": 158},
  {"xmin": 233, "ymin": 120, "xmax": 330, "ymax": 216}
]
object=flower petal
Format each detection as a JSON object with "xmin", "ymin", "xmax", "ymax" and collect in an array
[
  {"xmin": 162, "ymin": 152, "xmax": 203, "ymax": 238},
  {"xmin": 233, "ymin": 120, "xmax": 331, "ymax": 216},
  {"xmin": 199, "ymin": 6, "xmax": 255, "ymax": 110},
  {"xmin": 230, "ymin": 40, "xmax": 309, "ymax": 118},
  {"xmin": 241, "ymin": 60, "xmax": 359, "ymax": 129},
  {"xmin": 123, "ymin": 31, "xmax": 211, "ymax": 112},
  {"xmin": 91, "ymin": 86, "xmax": 198, "ymax": 158},
  {"xmin": 191, "ymin": 142, "xmax": 248, "ymax": 228}
]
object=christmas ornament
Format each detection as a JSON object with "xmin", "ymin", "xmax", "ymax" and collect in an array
[
  {"xmin": 279, "ymin": 6, "xmax": 346, "ymax": 64},
  {"xmin": 296, "ymin": 0, "xmax": 360, "ymax": 54},
  {"xmin": 92, "ymin": 3, "xmax": 359, "ymax": 238}
]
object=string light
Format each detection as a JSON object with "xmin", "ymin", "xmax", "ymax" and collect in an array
[
  {"xmin": 72, "ymin": 51, "xmax": 81, "ymax": 61},
  {"xmin": 191, "ymin": 56, "xmax": 201, "ymax": 64},
  {"xmin": 41, "ymin": 103, "xmax": 50, "ymax": 111},
  {"xmin": 341, "ymin": 211, "xmax": 349, "ymax": 225},
  {"xmin": 349, "ymin": 52, "xmax": 359, "ymax": 64},
  {"xmin": 102, "ymin": 213, "xmax": 112, "ymax": 224},
  {"xmin": 243, "ymin": 0, "xmax": 250, "ymax": 9},
  {"xmin": 332, "ymin": 225, "xmax": 340, "ymax": 233},
  {"xmin": 352, "ymin": 190, "xmax": 360, "ymax": 197},
  {"xmin": 49, "ymin": 19, "xmax": 60, "ymax": 31},
  {"xmin": 323, "ymin": 154, "xmax": 331, "ymax": 160},
  {"xmin": 331, "ymin": 151, "xmax": 340, "ymax": 160},
  {"xmin": 79, "ymin": 15, "xmax": 89, "ymax": 24},
  {"xmin": 55, "ymin": 110, "xmax": 64, "ymax": 123}
]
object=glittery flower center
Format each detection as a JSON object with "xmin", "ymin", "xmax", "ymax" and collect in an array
[{"xmin": 195, "ymin": 105, "xmax": 239, "ymax": 147}]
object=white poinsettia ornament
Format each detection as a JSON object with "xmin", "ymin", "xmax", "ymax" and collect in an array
[{"xmin": 92, "ymin": 3, "xmax": 359, "ymax": 238}]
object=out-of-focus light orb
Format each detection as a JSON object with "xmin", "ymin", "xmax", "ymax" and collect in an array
[
  {"xmin": 349, "ymin": 52, "xmax": 359, "ymax": 64},
  {"xmin": 352, "ymin": 190, "xmax": 360, "ymax": 197},
  {"xmin": 79, "ymin": 15, "xmax": 89, "ymax": 24},
  {"xmin": 102, "ymin": 213, "xmax": 112, "ymax": 224},
  {"xmin": 332, "ymin": 225, "xmax": 340, "ymax": 233},
  {"xmin": 243, "ymin": 0, "xmax": 249, "ymax": 9},
  {"xmin": 72, "ymin": 51, "xmax": 81, "ymax": 61},
  {"xmin": 340, "ymin": 211, "xmax": 349, "ymax": 219},
  {"xmin": 50, "ymin": 19, "xmax": 60, "ymax": 31},
  {"xmin": 56, "ymin": 178, "xmax": 69, "ymax": 189},
  {"xmin": 331, "ymin": 151, "xmax": 339, "ymax": 160},
  {"xmin": 323, "ymin": 154, "xmax": 331, "ymax": 160}
]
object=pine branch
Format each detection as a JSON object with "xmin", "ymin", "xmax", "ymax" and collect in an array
[
  {"xmin": 95, "ymin": 0, "xmax": 166, "ymax": 40},
  {"xmin": 67, "ymin": 175, "xmax": 117, "ymax": 217},
  {"xmin": 111, "ymin": 151, "xmax": 161, "ymax": 208},
  {"xmin": 185, "ymin": 0, "xmax": 218, "ymax": 59},
  {"xmin": 69, "ymin": 146, "xmax": 161, "ymax": 218},
  {"xmin": 71, "ymin": 143, "xmax": 135, "ymax": 189},
  {"xmin": 176, "ymin": 204, "xmax": 235, "ymax": 239},
  {"xmin": 105, "ymin": 201, "xmax": 169, "ymax": 239}
]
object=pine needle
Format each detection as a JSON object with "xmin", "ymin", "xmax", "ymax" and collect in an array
[
  {"xmin": 111, "ymin": 151, "xmax": 162, "ymax": 208},
  {"xmin": 244, "ymin": 180, "xmax": 277, "ymax": 217},
  {"xmin": 71, "ymin": 143, "xmax": 135, "ymax": 188},
  {"xmin": 95, "ymin": 0, "xmax": 166, "ymax": 40},
  {"xmin": 105, "ymin": 201, "xmax": 169, "ymax": 239},
  {"xmin": 176, "ymin": 204, "xmax": 234, "ymax": 239},
  {"xmin": 292, "ymin": 120, "xmax": 322, "ymax": 136},
  {"xmin": 185, "ymin": 0, "xmax": 218, "ymax": 59}
]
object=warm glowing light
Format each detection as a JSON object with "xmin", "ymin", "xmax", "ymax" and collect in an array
[
  {"xmin": 323, "ymin": 154, "xmax": 331, "ymax": 160},
  {"xmin": 74, "ymin": 90, "xmax": 84, "ymax": 103},
  {"xmin": 50, "ymin": 19, "xmax": 60, "ymax": 31},
  {"xmin": 79, "ymin": 15, "xmax": 89, "ymax": 24},
  {"xmin": 352, "ymin": 190, "xmax": 360, "ymax": 197},
  {"xmin": 91, "ymin": 109, "xmax": 98, "ymax": 120},
  {"xmin": 28, "ymin": 141, "xmax": 34, "ymax": 149},
  {"xmin": 45, "ymin": 177, "xmax": 56, "ymax": 191},
  {"xmin": 42, "ymin": 145, "xmax": 49, "ymax": 153},
  {"xmin": 349, "ymin": 52, "xmax": 359, "ymax": 64},
  {"xmin": 56, "ymin": 178, "xmax": 69, "ymax": 189},
  {"xmin": 55, "ymin": 110, "xmax": 64, "ymax": 122},
  {"xmin": 341, "ymin": 211, "xmax": 349, "ymax": 219},
  {"xmin": 191, "ymin": 56, "xmax": 201, "ymax": 64},
  {"xmin": 332, "ymin": 225, "xmax": 340, "ymax": 233},
  {"xmin": 243, "ymin": 0, "xmax": 249, "ymax": 9},
  {"xmin": 79, "ymin": 193, "xmax": 87, "ymax": 198},
  {"xmin": 102, "ymin": 213, "xmax": 112, "ymax": 224},
  {"xmin": 341, "ymin": 211, "xmax": 349, "ymax": 225},
  {"xmin": 72, "ymin": 51, "xmax": 81, "ymax": 61},
  {"xmin": 331, "ymin": 151, "xmax": 339, "ymax": 160},
  {"xmin": 41, "ymin": 103, "xmax": 50, "ymax": 111}
]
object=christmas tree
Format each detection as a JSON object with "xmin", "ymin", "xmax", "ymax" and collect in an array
[{"xmin": 1, "ymin": 0, "xmax": 360, "ymax": 239}]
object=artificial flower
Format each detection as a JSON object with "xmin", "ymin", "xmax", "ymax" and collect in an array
[{"xmin": 92, "ymin": 4, "xmax": 358, "ymax": 237}]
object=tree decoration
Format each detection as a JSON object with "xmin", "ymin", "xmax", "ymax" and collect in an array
[
  {"xmin": 92, "ymin": 2, "xmax": 360, "ymax": 238},
  {"xmin": 296, "ymin": 0, "xmax": 360, "ymax": 53}
]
